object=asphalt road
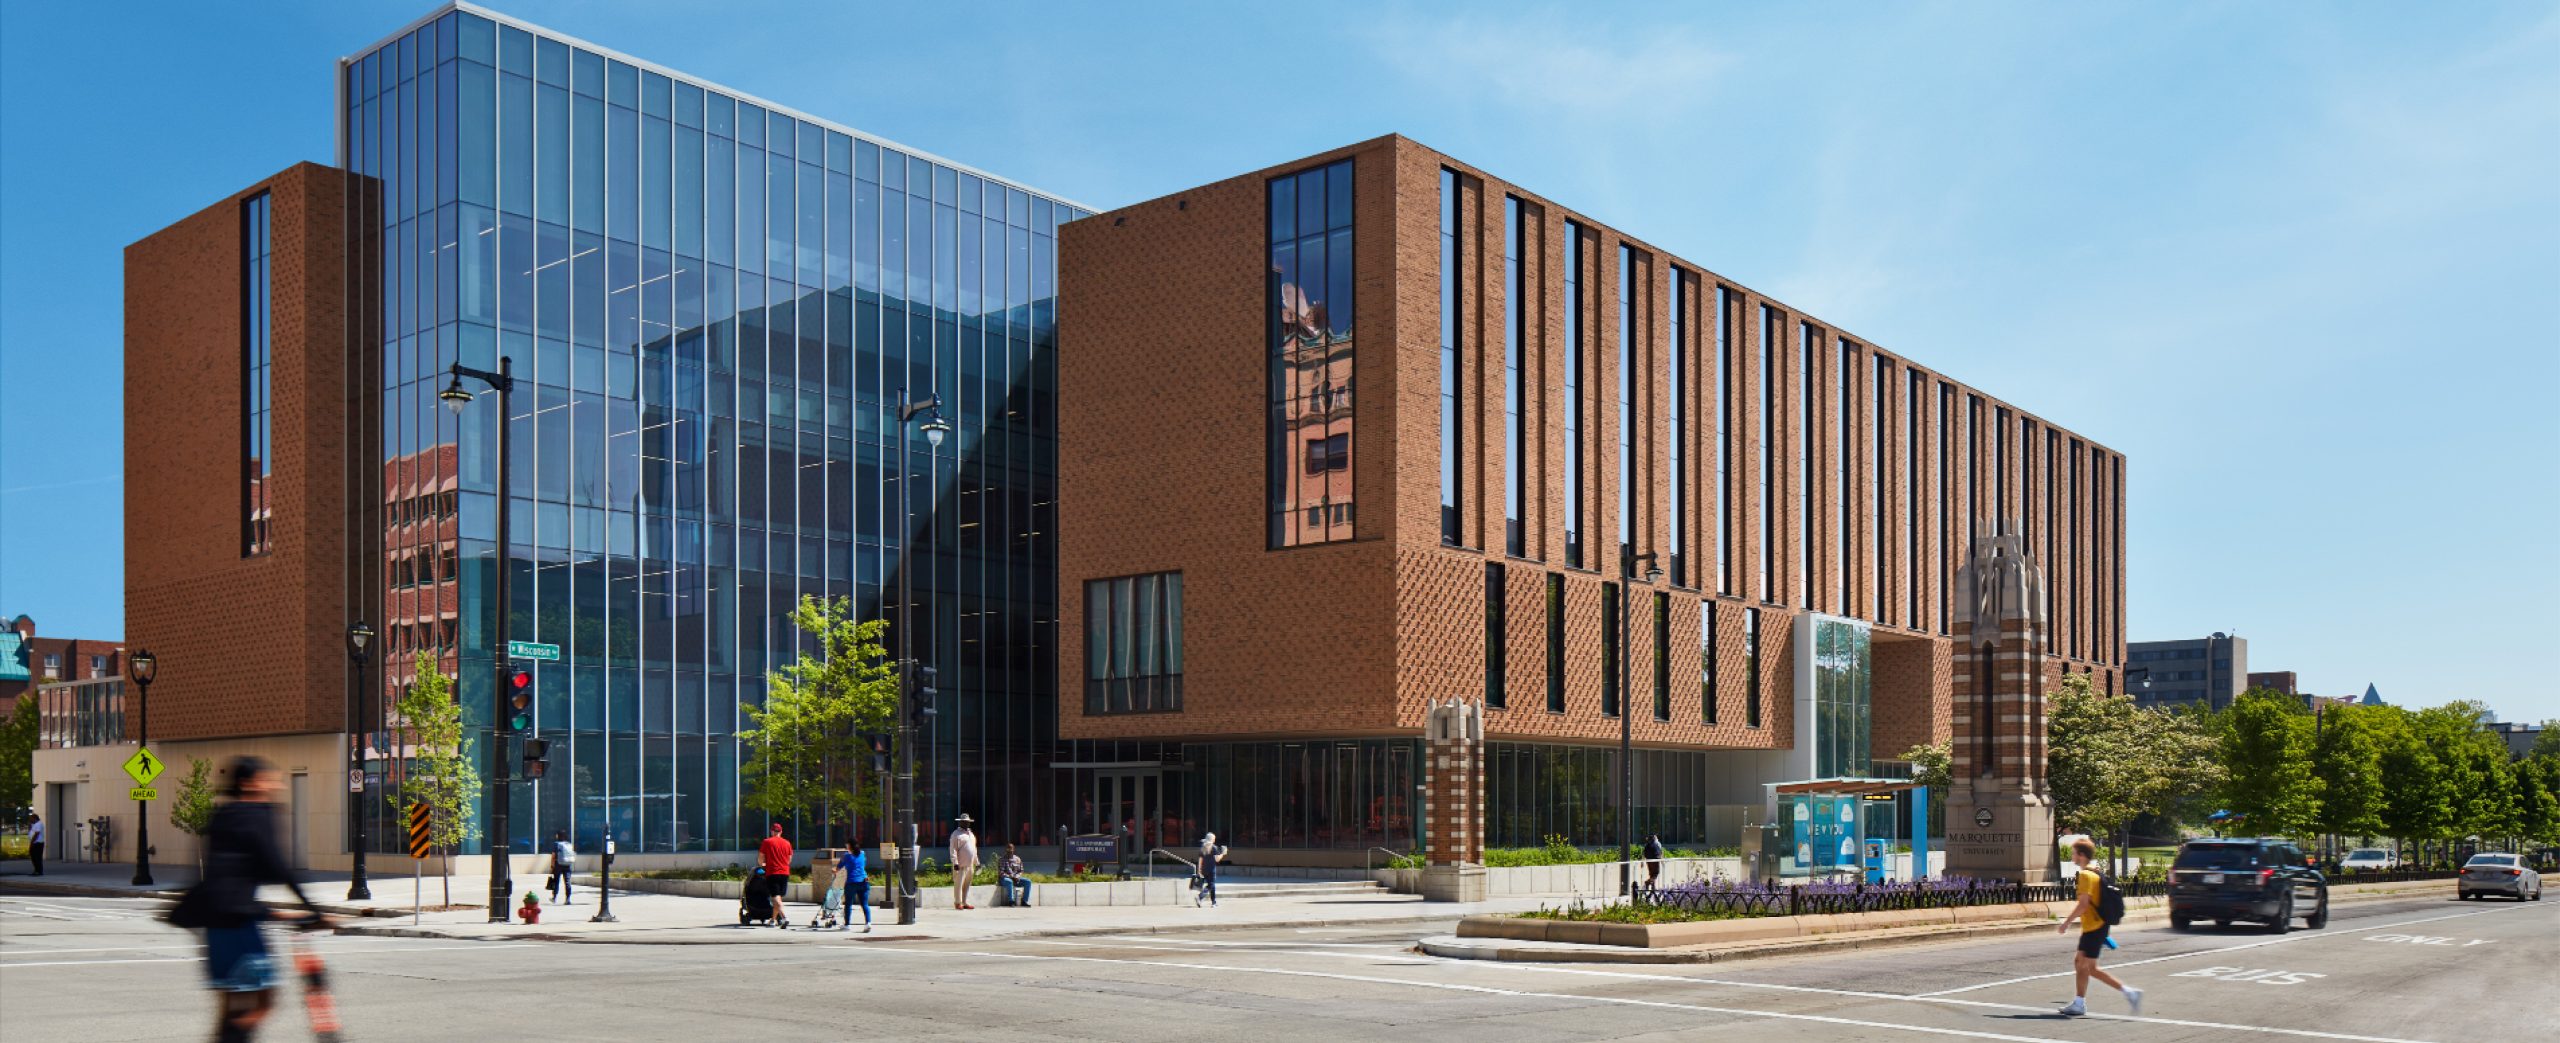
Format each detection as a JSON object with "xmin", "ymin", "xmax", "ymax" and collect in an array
[{"xmin": 3, "ymin": 888, "xmax": 2551, "ymax": 1042}]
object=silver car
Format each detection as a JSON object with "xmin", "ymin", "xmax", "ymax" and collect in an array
[{"xmin": 2457, "ymin": 853, "xmax": 2544, "ymax": 901}]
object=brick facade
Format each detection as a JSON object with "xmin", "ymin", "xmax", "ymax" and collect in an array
[
  {"xmin": 124, "ymin": 163, "xmax": 363, "ymax": 741},
  {"xmin": 1060, "ymin": 137, "xmax": 2124, "ymax": 778}
]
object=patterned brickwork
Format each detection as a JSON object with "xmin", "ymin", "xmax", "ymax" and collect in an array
[{"xmin": 125, "ymin": 164, "xmax": 356, "ymax": 742}]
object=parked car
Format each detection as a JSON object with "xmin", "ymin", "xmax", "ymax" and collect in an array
[
  {"xmin": 2168, "ymin": 838, "xmax": 2328, "ymax": 933},
  {"xmin": 2337, "ymin": 848, "xmax": 2398, "ymax": 874},
  {"xmin": 2456, "ymin": 853, "xmax": 2544, "ymax": 901}
]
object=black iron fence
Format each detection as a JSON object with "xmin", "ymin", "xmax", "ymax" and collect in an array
[{"xmin": 1636, "ymin": 869, "xmax": 2459, "ymax": 919}]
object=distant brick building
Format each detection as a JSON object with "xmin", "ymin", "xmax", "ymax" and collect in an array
[
  {"xmin": 1057, "ymin": 135, "xmax": 2128, "ymax": 865},
  {"xmin": 1, "ymin": 614, "xmax": 122, "ymax": 713},
  {"xmin": 2248, "ymin": 671, "xmax": 2299, "ymax": 696}
]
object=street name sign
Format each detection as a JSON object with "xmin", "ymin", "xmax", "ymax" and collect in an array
[{"xmin": 506, "ymin": 640, "xmax": 561, "ymax": 661}]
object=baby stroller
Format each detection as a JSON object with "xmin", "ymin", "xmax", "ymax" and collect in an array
[
  {"xmin": 739, "ymin": 867, "xmax": 783, "ymax": 926},
  {"xmin": 811, "ymin": 879, "xmax": 844, "ymax": 930}
]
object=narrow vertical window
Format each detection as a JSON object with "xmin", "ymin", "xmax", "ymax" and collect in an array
[
  {"xmin": 1873, "ymin": 357, "xmax": 1888, "ymax": 624},
  {"xmin": 1668, "ymin": 268, "xmax": 1686, "ymax": 587},
  {"xmin": 1799, "ymin": 322, "xmax": 1816, "ymax": 607},
  {"xmin": 1617, "ymin": 244, "xmax": 1635, "ymax": 576},
  {"xmin": 1995, "ymin": 406, "xmax": 2011, "ymax": 536},
  {"xmin": 1545, "ymin": 572, "xmax": 1565, "ymax": 712},
  {"xmin": 1503, "ymin": 197, "xmax": 1525, "ymax": 556},
  {"xmin": 1601, "ymin": 581, "xmax": 1621, "ymax": 716},
  {"xmin": 1485, "ymin": 562, "xmax": 1507, "ymax": 708},
  {"xmin": 2069, "ymin": 438, "xmax": 2081, "ymax": 659},
  {"xmin": 1839, "ymin": 341, "xmax": 1855, "ymax": 614},
  {"xmin": 1715, "ymin": 286, "xmax": 1732, "ymax": 595},
  {"xmin": 1701, "ymin": 600, "xmax": 1719, "ymax": 724},
  {"xmin": 1743, "ymin": 607, "xmax": 1761, "ymax": 727},
  {"xmin": 1967, "ymin": 395, "xmax": 1982, "ymax": 544},
  {"xmin": 242, "ymin": 191, "xmax": 274, "ymax": 557},
  {"xmin": 1267, "ymin": 159, "xmax": 1356, "ymax": 548},
  {"xmin": 1651, "ymin": 592, "xmax": 1669, "ymax": 721},
  {"xmin": 1439, "ymin": 168, "xmax": 1463, "ymax": 546},
  {"xmin": 1563, "ymin": 221, "xmax": 1585, "ymax": 568},
  {"xmin": 1758, "ymin": 305, "xmax": 1775, "ymax": 602},
  {"xmin": 1906, "ymin": 370, "xmax": 1921, "ymax": 628},
  {"xmin": 2045, "ymin": 428, "xmax": 2058, "ymax": 637},
  {"xmin": 1939, "ymin": 384, "xmax": 1954, "ymax": 634}
]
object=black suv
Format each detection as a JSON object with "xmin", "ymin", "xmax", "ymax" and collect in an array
[{"xmin": 2168, "ymin": 838, "xmax": 2328, "ymax": 933}]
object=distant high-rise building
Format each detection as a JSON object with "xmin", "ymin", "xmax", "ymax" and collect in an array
[{"xmin": 2127, "ymin": 632, "xmax": 2247, "ymax": 710}]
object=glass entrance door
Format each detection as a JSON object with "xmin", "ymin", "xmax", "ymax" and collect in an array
[{"xmin": 1091, "ymin": 771, "xmax": 1161, "ymax": 857}]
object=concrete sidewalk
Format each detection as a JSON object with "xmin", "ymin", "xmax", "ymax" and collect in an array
[{"xmin": 2, "ymin": 859, "xmax": 1562, "ymax": 944}]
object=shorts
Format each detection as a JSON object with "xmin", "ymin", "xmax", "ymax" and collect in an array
[
  {"xmin": 2076, "ymin": 925, "xmax": 2110, "ymax": 959},
  {"xmin": 204, "ymin": 924, "xmax": 277, "ymax": 992}
]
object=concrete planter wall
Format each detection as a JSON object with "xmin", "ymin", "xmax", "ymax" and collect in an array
[
  {"xmin": 575, "ymin": 873, "xmax": 1191, "ymax": 908},
  {"xmin": 1375, "ymin": 854, "xmax": 1947, "ymax": 897}
]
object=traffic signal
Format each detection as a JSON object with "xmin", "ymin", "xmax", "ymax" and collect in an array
[
  {"xmin": 868, "ymin": 732, "xmax": 891, "ymax": 773},
  {"xmin": 908, "ymin": 664, "xmax": 939, "ymax": 728},
  {"xmin": 521, "ymin": 737, "xmax": 551, "ymax": 779},
  {"xmin": 508, "ymin": 669, "xmax": 534, "ymax": 730}
]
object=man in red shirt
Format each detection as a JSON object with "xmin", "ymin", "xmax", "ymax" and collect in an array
[{"xmin": 758, "ymin": 823, "xmax": 794, "ymax": 927}]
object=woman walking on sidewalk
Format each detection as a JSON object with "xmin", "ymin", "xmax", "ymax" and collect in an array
[
  {"xmin": 836, "ymin": 846, "xmax": 872, "ymax": 932},
  {"xmin": 166, "ymin": 756, "xmax": 331, "ymax": 1043}
]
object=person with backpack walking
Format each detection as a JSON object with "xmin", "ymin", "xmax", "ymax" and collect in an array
[
  {"xmin": 1194, "ymin": 832, "xmax": 1226, "ymax": 908},
  {"xmin": 546, "ymin": 829, "xmax": 575, "ymax": 904},
  {"xmin": 2057, "ymin": 836, "xmax": 2142, "ymax": 1017},
  {"xmin": 1641, "ymin": 833, "xmax": 1667, "ymax": 889},
  {"xmin": 835, "ymin": 846, "xmax": 872, "ymax": 932},
  {"xmin": 165, "ymin": 756, "xmax": 331, "ymax": 1043}
]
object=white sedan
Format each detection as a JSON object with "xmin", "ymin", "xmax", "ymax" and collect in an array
[
  {"xmin": 2457, "ymin": 853, "xmax": 2543, "ymax": 901},
  {"xmin": 2337, "ymin": 848, "xmax": 2397, "ymax": 873}
]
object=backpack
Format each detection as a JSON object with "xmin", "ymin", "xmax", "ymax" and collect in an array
[{"xmin": 2089, "ymin": 868, "xmax": 2126, "ymax": 926}]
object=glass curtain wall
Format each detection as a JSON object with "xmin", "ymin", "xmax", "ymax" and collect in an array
[
  {"xmin": 343, "ymin": 9, "xmax": 1085, "ymax": 856},
  {"xmin": 1485, "ymin": 742, "xmax": 1734, "ymax": 849},
  {"xmin": 1809, "ymin": 617, "xmax": 1872, "ymax": 779}
]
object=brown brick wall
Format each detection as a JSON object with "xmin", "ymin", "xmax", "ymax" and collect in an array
[
  {"xmin": 125, "ymin": 163, "xmax": 356, "ymax": 741},
  {"xmin": 1061, "ymin": 134, "xmax": 2124, "ymax": 756}
]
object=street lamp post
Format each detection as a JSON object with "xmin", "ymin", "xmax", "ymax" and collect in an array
[
  {"xmin": 892, "ymin": 388, "xmax": 951, "ymax": 927},
  {"xmin": 441, "ymin": 356, "xmax": 516, "ymax": 924},
  {"xmin": 1619, "ymin": 553, "xmax": 1661, "ymax": 897},
  {"xmin": 129, "ymin": 649, "xmax": 158, "ymax": 887},
  {"xmin": 346, "ymin": 621, "xmax": 375, "ymax": 900}
]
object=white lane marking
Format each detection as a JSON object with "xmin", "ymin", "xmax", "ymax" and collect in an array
[
  {"xmin": 1089, "ymin": 935, "xmax": 1405, "ymax": 950},
  {"xmin": 2170, "ymin": 966, "xmax": 2324, "ymax": 985},
  {"xmin": 1416, "ymin": 959, "xmax": 2443, "ymax": 1043},
  {"xmin": 3, "ymin": 942, "xmax": 533, "ymax": 969},
  {"xmin": 1024, "ymin": 939, "xmax": 1429, "ymax": 965},
  {"xmin": 1914, "ymin": 908, "xmax": 2505, "ymax": 997},
  {"xmin": 852, "ymin": 945, "xmax": 2083, "ymax": 1043},
  {"xmin": 0, "ymin": 900, "xmax": 135, "ymax": 920}
]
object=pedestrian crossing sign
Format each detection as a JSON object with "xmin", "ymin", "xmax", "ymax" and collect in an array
[{"xmin": 123, "ymin": 747, "xmax": 164, "ymax": 786}]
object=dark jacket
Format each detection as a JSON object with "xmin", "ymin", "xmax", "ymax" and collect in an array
[{"xmin": 173, "ymin": 802, "xmax": 313, "ymax": 929}]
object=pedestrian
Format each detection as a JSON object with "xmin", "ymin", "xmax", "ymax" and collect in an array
[
  {"xmin": 1195, "ymin": 832, "xmax": 1225, "ymax": 908},
  {"xmin": 949, "ymin": 814, "xmax": 980, "ymax": 910},
  {"xmin": 758, "ymin": 823, "xmax": 794, "ymax": 928},
  {"xmin": 1642, "ymin": 833, "xmax": 1666, "ymax": 889},
  {"xmin": 547, "ymin": 829, "xmax": 575, "ymax": 904},
  {"xmin": 2057, "ymin": 836, "xmax": 2141, "ymax": 1017},
  {"xmin": 26, "ymin": 813, "xmax": 41, "ymax": 876},
  {"xmin": 836, "ymin": 846, "xmax": 872, "ymax": 932},
  {"xmin": 164, "ymin": 755, "xmax": 329, "ymax": 1043},
  {"xmin": 996, "ymin": 844, "xmax": 1030, "ymax": 907}
]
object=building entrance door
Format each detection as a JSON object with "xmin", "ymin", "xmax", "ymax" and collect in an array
[{"xmin": 1091, "ymin": 771, "xmax": 1160, "ymax": 858}]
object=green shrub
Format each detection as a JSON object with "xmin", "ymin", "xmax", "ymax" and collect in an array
[{"xmin": 1518, "ymin": 899, "xmax": 1745, "ymax": 924}]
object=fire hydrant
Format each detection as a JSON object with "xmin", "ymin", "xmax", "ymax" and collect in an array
[{"xmin": 518, "ymin": 891, "xmax": 542, "ymax": 924}]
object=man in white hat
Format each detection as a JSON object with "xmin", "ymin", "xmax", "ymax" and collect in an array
[{"xmin": 949, "ymin": 814, "xmax": 980, "ymax": 910}]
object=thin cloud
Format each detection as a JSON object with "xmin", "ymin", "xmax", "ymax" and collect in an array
[{"xmin": 1361, "ymin": 10, "xmax": 1727, "ymax": 118}]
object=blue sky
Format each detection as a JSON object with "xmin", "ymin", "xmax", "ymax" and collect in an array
[{"xmin": 3, "ymin": 1, "xmax": 2554, "ymax": 721}]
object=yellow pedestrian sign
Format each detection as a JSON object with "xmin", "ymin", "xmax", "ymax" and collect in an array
[
  {"xmin": 123, "ymin": 747, "xmax": 165, "ymax": 786},
  {"xmin": 130, "ymin": 786, "xmax": 158, "ymax": 801}
]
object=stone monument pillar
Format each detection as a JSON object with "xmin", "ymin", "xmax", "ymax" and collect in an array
[
  {"xmin": 1418, "ymin": 696, "xmax": 1487, "ymax": 901},
  {"xmin": 1945, "ymin": 528, "xmax": 2056, "ymax": 883}
]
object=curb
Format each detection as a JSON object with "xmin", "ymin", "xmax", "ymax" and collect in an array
[
  {"xmin": 330, "ymin": 907, "xmax": 1480, "ymax": 946},
  {"xmin": 1415, "ymin": 882, "xmax": 2458, "ymax": 965}
]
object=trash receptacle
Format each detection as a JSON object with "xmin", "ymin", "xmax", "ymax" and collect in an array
[{"xmin": 809, "ymin": 848, "xmax": 839, "ymax": 901}]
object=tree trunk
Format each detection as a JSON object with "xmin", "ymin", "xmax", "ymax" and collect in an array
[{"xmin": 441, "ymin": 848, "xmax": 451, "ymax": 906}]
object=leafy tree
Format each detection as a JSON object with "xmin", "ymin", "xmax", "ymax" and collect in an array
[
  {"xmin": 2048, "ymin": 674, "xmax": 2143, "ymax": 845},
  {"xmin": 2216, "ymin": 689, "xmax": 2319, "ymax": 837},
  {"xmin": 740, "ymin": 596, "xmax": 898, "ymax": 844},
  {"xmin": 1899, "ymin": 742, "xmax": 1951, "ymax": 793},
  {"xmin": 169, "ymin": 757, "xmax": 220, "ymax": 874},
  {"xmin": 2529, "ymin": 720, "xmax": 2560, "ymax": 762},
  {"xmin": 0, "ymin": 696, "xmax": 35, "ymax": 820},
  {"xmin": 2129, "ymin": 702, "xmax": 2225, "ymax": 843},
  {"xmin": 2308, "ymin": 703, "xmax": 2387, "ymax": 842},
  {"xmin": 392, "ymin": 652, "xmax": 480, "ymax": 905},
  {"xmin": 2509, "ymin": 757, "xmax": 2555, "ymax": 848},
  {"xmin": 2377, "ymin": 706, "xmax": 2455, "ymax": 860}
]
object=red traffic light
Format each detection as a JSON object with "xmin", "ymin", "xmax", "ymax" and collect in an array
[{"xmin": 511, "ymin": 670, "xmax": 532, "ymax": 690}]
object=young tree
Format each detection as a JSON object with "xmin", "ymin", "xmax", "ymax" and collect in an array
[
  {"xmin": 2376, "ymin": 706, "xmax": 2454, "ymax": 862},
  {"xmin": 392, "ymin": 652, "xmax": 480, "ymax": 905},
  {"xmin": 2129, "ymin": 703, "xmax": 2225, "ymax": 850},
  {"xmin": 2048, "ymin": 674, "xmax": 2142, "ymax": 852},
  {"xmin": 2217, "ymin": 689, "xmax": 2319, "ymax": 837},
  {"xmin": 1899, "ymin": 742, "xmax": 1952, "ymax": 793},
  {"xmin": 740, "ymin": 596, "xmax": 898, "ymax": 844},
  {"xmin": 168, "ymin": 756, "xmax": 220, "ymax": 874}
]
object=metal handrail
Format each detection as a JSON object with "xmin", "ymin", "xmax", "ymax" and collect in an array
[
  {"xmin": 1367, "ymin": 847, "xmax": 1409, "ymax": 871},
  {"xmin": 1146, "ymin": 847, "xmax": 1198, "ymax": 881}
]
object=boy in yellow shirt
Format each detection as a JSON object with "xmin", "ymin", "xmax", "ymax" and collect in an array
[{"xmin": 2057, "ymin": 837, "xmax": 2142, "ymax": 1017}]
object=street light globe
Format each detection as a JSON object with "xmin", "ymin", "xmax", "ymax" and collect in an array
[
  {"xmin": 348, "ymin": 620, "xmax": 375, "ymax": 656},
  {"xmin": 439, "ymin": 376, "xmax": 474, "ymax": 414},
  {"xmin": 920, "ymin": 412, "xmax": 953, "ymax": 448},
  {"xmin": 129, "ymin": 648, "xmax": 157, "ymax": 685}
]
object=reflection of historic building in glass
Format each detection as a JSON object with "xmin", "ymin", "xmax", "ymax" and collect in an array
[
  {"xmin": 1062, "ymin": 137, "xmax": 2128, "ymax": 861},
  {"xmin": 333, "ymin": 5, "xmax": 1091, "ymax": 856}
]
